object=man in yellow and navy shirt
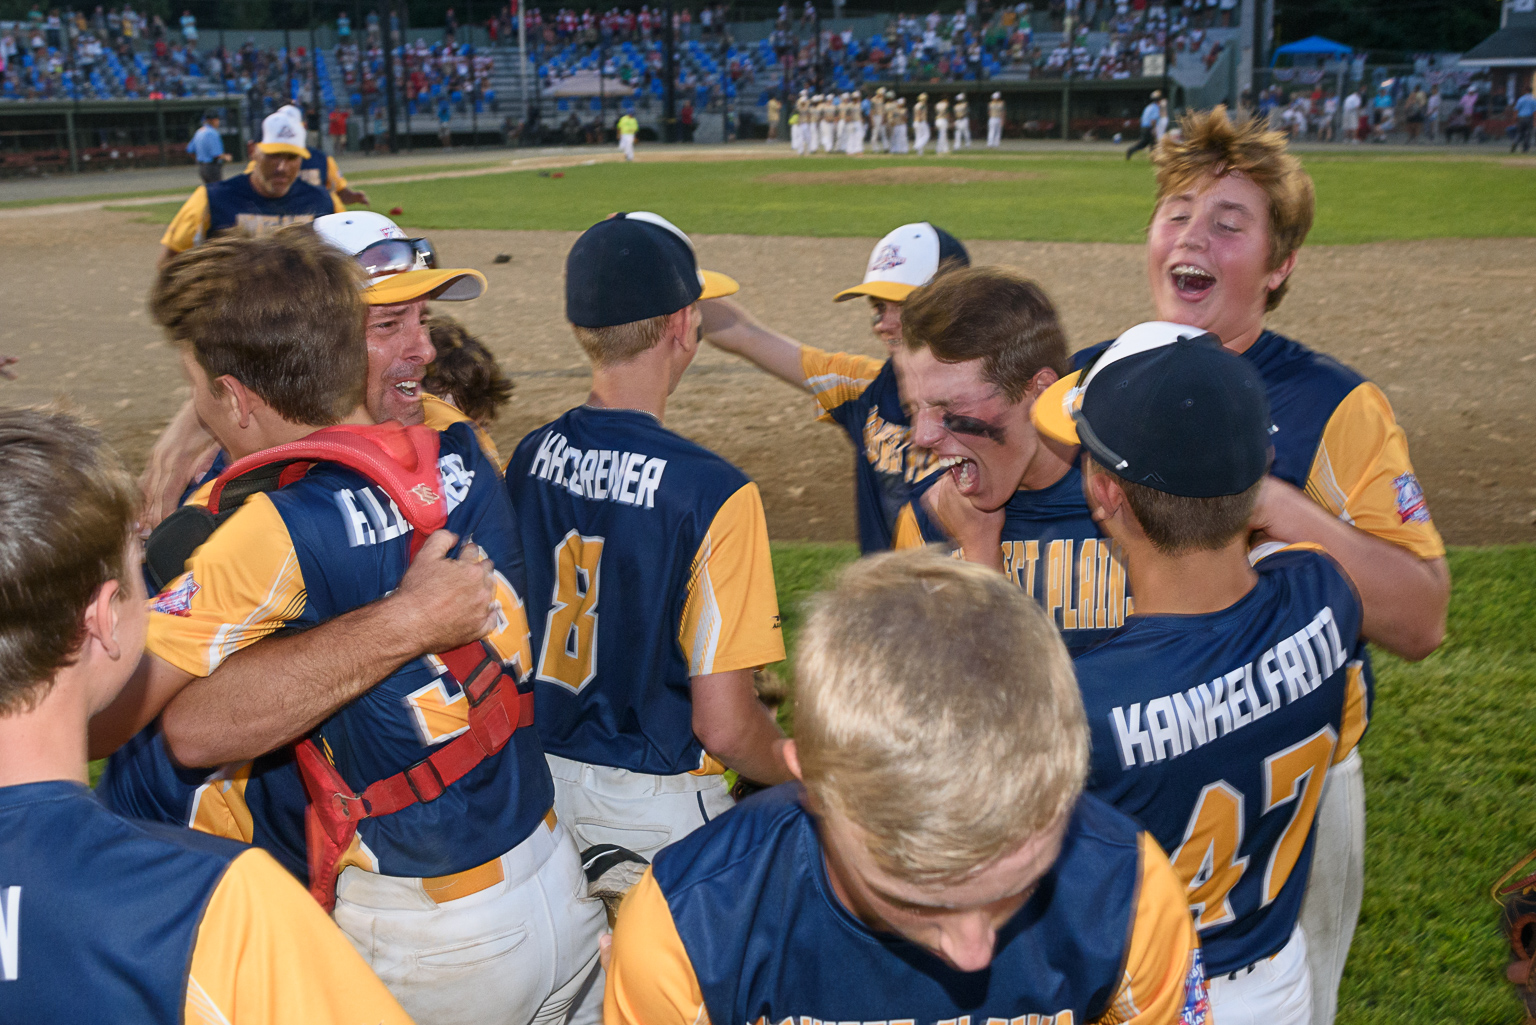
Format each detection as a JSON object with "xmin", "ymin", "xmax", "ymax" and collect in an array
[
  {"xmin": 699, "ymin": 222, "xmax": 966, "ymax": 552},
  {"xmin": 159, "ymin": 107, "xmax": 337, "ymax": 265},
  {"xmin": 244, "ymin": 105, "xmax": 372, "ymax": 208},
  {"xmin": 507, "ymin": 212, "xmax": 790, "ymax": 867},
  {"xmin": 607, "ymin": 549, "xmax": 1209, "ymax": 1025},
  {"xmin": 0, "ymin": 407, "xmax": 411, "ymax": 1025}
]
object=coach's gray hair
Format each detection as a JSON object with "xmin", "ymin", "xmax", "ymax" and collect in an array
[{"xmin": 794, "ymin": 548, "xmax": 1088, "ymax": 885}]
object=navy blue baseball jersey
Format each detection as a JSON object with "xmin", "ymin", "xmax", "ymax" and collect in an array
[
  {"xmin": 1075, "ymin": 546, "xmax": 1367, "ymax": 975},
  {"xmin": 801, "ymin": 347, "xmax": 940, "ymax": 552},
  {"xmin": 896, "ymin": 459, "xmax": 1131, "ymax": 656},
  {"xmin": 506, "ymin": 406, "xmax": 784, "ymax": 777},
  {"xmin": 104, "ymin": 420, "xmax": 550, "ymax": 880},
  {"xmin": 606, "ymin": 785, "xmax": 1209, "ymax": 1024},
  {"xmin": 160, "ymin": 172, "xmax": 336, "ymax": 251},
  {"xmin": 0, "ymin": 780, "xmax": 409, "ymax": 1023}
]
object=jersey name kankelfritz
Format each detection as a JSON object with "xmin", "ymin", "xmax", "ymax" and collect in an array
[
  {"xmin": 1110, "ymin": 604, "xmax": 1350, "ymax": 770},
  {"xmin": 527, "ymin": 430, "xmax": 668, "ymax": 508}
]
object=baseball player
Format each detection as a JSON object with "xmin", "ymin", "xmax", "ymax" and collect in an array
[
  {"xmin": 1036, "ymin": 323, "xmax": 1368, "ymax": 1024},
  {"xmin": 792, "ymin": 90, "xmax": 810, "ymax": 154},
  {"xmin": 159, "ymin": 108, "xmax": 335, "ymax": 265},
  {"xmin": 934, "ymin": 95, "xmax": 951, "ymax": 154},
  {"xmin": 1080, "ymin": 107, "xmax": 1449, "ymax": 1025},
  {"xmin": 889, "ymin": 96, "xmax": 910, "ymax": 153},
  {"xmin": 842, "ymin": 92, "xmax": 863, "ymax": 155},
  {"xmin": 988, "ymin": 90, "xmax": 1006, "ymax": 147},
  {"xmin": 953, "ymin": 91, "xmax": 972, "ymax": 147},
  {"xmin": 96, "ymin": 230, "xmax": 605, "ymax": 1024},
  {"xmin": 912, "ymin": 91, "xmax": 930, "ymax": 153},
  {"xmin": 869, "ymin": 86, "xmax": 887, "ymax": 151},
  {"xmin": 819, "ymin": 93, "xmax": 836, "ymax": 153},
  {"xmin": 617, "ymin": 110, "xmax": 639, "ymax": 161},
  {"xmin": 892, "ymin": 266, "xmax": 1128, "ymax": 657},
  {"xmin": 504, "ymin": 212, "xmax": 790, "ymax": 866},
  {"xmin": 699, "ymin": 221, "xmax": 968, "ymax": 552},
  {"xmin": 765, "ymin": 96, "xmax": 781, "ymax": 141},
  {"xmin": 605, "ymin": 548, "xmax": 1211, "ymax": 1025},
  {"xmin": 0, "ymin": 408, "xmax": 413, "ymax": 1025},
  {"xmin": 243, "ymin": 105, "xmax": 371, "ymax": 208}
]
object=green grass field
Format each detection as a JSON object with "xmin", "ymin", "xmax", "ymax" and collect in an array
[
  {"xmin": 115, "ymin": 150, "xmax": 1536, "ymax": 243},
  {"xmin": 764, "ymin": 542, "xmax": 1536, "ymax": 1025}
]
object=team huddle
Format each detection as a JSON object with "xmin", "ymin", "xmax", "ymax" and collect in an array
[{"xmin": 0, "ymin": 107, "xmax": 1447, "ymax": 1025}]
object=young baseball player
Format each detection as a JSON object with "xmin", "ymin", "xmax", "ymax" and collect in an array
[
  {"xmin": 95, "ymin": 230, "xmax": 605, "ymax": 1024},
  {"xmin": 0, "ymin": 408, "xmax": 411, "ymax": 1025},
  {"xmin": 160, "ymin": 108, "xmax": 337, "ymax": 266},
  {"xmin": 699, "ymin": 221, "xmax": 968, "ymax": 552},
  {"xmin": 988, "ymin": 90, "xmax": 1006, "ymax": 147},
  {"xmin": 1034, "ymin": 322, "xmax": 1367, "ymax": 1024},
  {"xmin": 953, "ymin": 91, "xmax": 972, "ymax": 147},
  {"xmin": 504, "ymin": 212, "xmax": 789, "ymax": 865},
  {"xmin": 913, "ymin": 91, "xmax": 930, "ymax": 153},
  {"xmin": 605, "ymin": 548, "xmax": 1210, "ymax": 1025},
  {"xmin": 242, "ymin": 105, "xmax": 371, "ymax": 207},
  {"xmin": 869, "ymin": 86, "xmax": 887, "ymax": 151},
  {"xmin": 891, "ymin": 265, "xmax": 1129, "ymax": 656},
  {"xmin": 819, "ymin": 93, "xmax": 836, "ymax": 152},
  {"xmin": 934, "ymin": 95, "xmax": 951, "ymax": 153},
  {"xmin": 617, "ymin": 111, "xmax": 639, "ymax": 161},
  {"xmin": 1090, "ymin": 106, "xmax": 1449, "ymax": 1024},
  {"xmin": 889, "ymin": 95, "xmax": 910, "ymax": 153}
]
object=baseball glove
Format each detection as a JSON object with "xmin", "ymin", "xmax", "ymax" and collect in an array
[{"xmin": 1494, "ymin": 848, "xmax": 1536, "ymax": 1023}]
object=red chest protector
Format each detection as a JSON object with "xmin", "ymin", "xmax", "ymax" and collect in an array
[{"xmin": 164, "ymin": 423, "xmax": 534, "ymax": 910}]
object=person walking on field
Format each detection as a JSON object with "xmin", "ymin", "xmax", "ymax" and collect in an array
[
  {"xmin": 1126, "ymin": 89, "xmax": 1161, "ymax": 158},
  {"xmin": 187, "ymin": 111, "xmax": 230, "ymax": 184},
  {"xmin": 1512, "ymin": 89, "xmax": 1536, "ymax": 153},
  {"xmin": 618, "ymin": 111, "xmax": 639, "ymax": 160}
]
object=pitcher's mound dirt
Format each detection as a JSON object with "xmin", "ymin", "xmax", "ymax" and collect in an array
[{"xmin": 756, "ymin": 167, "xmax": 1038, "ymax": 186}]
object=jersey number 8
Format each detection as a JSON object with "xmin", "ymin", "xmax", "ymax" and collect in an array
[
  {"xmin": 537, "ymin": 531, "xmax": 605, "ymax": 692},
  {"xmin": 1172, "ymin": 725, "xmax": 1337, "ymax": 930}
]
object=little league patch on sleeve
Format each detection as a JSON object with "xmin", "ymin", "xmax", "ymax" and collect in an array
[
  {"xmin": 150, "ymin": 573, "xmax": 200, "ymax": 617},
  {"xmin": 1392, "ymin": 472, "xmax": 1432, "ymax": 524},
  {"xmin": 1180, "ymin": 946, "xmax": 1211, "ymax": 1024}
]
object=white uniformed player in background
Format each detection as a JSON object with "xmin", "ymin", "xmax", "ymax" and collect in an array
[
  {"xmin": 988, "ymin": 91, "xmax": 1006, "ymax": 147},
  {"xmin": 819, "ymin": 94, "xmax": 837, "ymax": 153},
  {"xmin": 843, "ymin": 93, "xmax": 863, "ymax": 155},
  {"xmin": 793, "ymin": 90, "xmax": 811, "ymax": 155},
  {"xmin": 870, "ymin": 87, "xmax": 887, "ymax": 151},
  {"xmin": 889, "ymin": 96, "xmax": 911, "ymax": 154},
  {"xmin": 954, "ymin": 92, "xmax": 972, "ymax": 147},
  {"xmin": 913, "ymin": 92, "xmax": 931, "ymax": 154},
  {"xmin": 934, "ymin": 95, "xmax": 951, "ymax": 154}
]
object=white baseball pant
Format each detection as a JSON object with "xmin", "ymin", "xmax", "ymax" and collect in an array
[
  {"xmin": 935, "ymin": 118, "xmax": 950, "ymax": 153},
  {"xmin": 1207, "ymin": 925, "xmax": 1312, "ymax": 1025},
  {"xmin": 618, "ymin": 133, "xmax": 635, "ymax": 161},
  {"xmin": 890, "ymin": 123, "xmax": 909, "ymax": 153},
  {"xmin": 954, "ymin": 119, "xmax": 971, "ymax": 147},
  {"xmin": 545, "ymin": 753, "xmax": 734, "ymax": 861},
  {"xmin": 333, "ymin": 817, "xmax": 606, "ymax": 1025},
  {"xmin": 987, "ymin": 116, "xmax": 1003, "ymax": 147},
  {"xmin": 1298, "ymin": 747, "xmax": 1366, "ymax": 1025},
  {"xmin": 819, "ymin": 120, "xmax": 834, "ymax": 153},
  {"xmin": 913, "ymin": 121, "xmax": 930, "ymax": 154}
]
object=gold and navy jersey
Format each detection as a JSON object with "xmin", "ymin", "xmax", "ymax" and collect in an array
[
  {"xmin": 896, "ymin": 460, "xmax": 1131, "ymax": 657},
  {"xmin": 104, "ymin": 421, "xmax": 550, "ymax": 880},
  {"xmin": 1075, "ymin": 329, "xmax": 1444, "ymax": 720},
  {"xmin": 801, "ymin": 346, "xmax": 939, "ymax": 552},
  {"xmin": 1074, "ymin": 546, "xmax": 1366, "ymax": 975},
  {"xmin": 606, "ymin": 785, "xmax": 1210, "ymax": 1025},
  {"xmin": 506, "ymin": 406, "xmax": 784, "ymax": 777},
  {"xmin": 160, "ymin": 173, "xmax": 338, "ymax": 253},
  {"xmin": 244, "ymin": 151, "xmax": 349, "ymax": 197},
  {"xmin": 0, "ymin": 780, "xmax": 410, "ymax": 1024}
]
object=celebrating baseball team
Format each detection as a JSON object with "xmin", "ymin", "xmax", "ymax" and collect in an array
[{"xmin": 0, "ymin": 101, "xmax": 1448, "ymax": 1025}]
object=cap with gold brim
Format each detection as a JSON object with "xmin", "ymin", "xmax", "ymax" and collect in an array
[
  {"xmin": 832, "ymin": 279, "xmax": 921, "ymax": 303},
  {"xmin": 832, "ymin": 222, "xmax": 970, "ymax": 304},
  {"xmin": 364, "ymin": 267, "xmax": 488, "ymax": 306},
  {"xmin": 700, "ymin": 269, "xmax": 739, "ymax": 300},
  {"xmin": 256, "ymin": 108, "xmax": 310, "ymax": 159},
  {"xmin": 1032, "ymin": 321, "xmax": 1211, "ymax": 445}
]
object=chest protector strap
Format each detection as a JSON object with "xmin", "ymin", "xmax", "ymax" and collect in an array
[{"xmin": 146, "ymin": 423, "xmax": 534, "ymax": 911}]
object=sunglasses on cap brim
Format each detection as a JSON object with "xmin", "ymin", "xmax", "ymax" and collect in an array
[{"xmin": 355, "ymin": 237, "xmax": 438, "ymax": 279}]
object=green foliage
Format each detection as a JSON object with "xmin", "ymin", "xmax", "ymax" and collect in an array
[
  {"xmin": 114, "ymin": 151, "xmax": 1536, "ymax": 244},
  {"xmin": 762, "ymin": 542, "xmax": 1536, "ymax": 1023}
]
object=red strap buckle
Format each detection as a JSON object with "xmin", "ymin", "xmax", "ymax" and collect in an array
[{"xmin": 404, "ymin": 758, "xmax": 447, "ymax": 804}]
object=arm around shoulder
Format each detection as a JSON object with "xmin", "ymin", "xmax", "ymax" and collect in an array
[{"xmin": 696, "ymin": 296, "xmax": 811, "ymax": 389}]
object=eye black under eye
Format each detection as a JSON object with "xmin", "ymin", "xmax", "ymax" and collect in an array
[{"xmin": 943, "ymin": 415, "xmax": 1004, "ymax": 442}]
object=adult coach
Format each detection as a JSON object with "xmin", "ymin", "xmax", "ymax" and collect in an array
[
  {"xmin": 1079, "ymin": 107, "xmax": 1449, "ymax": 1024},
  {"xmin": 186, "ymin": 109, "xmax": 230, "ymax": 183},
  {"xmin": 1126, "ymin": 89, "xmax": 1162, "ymax": 159},
  {"xmin": 605, "ymin": 549, "xmax": 1209, "ymax": 1025},
  {"xmin": 0, "ymin": 408, "xmax": 411, "ymax": 1025},
  {"xmin": 506, "ymin": 212, "xmax": 790, "ymax": 865},
  {"xmin": 159, "ymin": 109, "xmax": 336, "ymax": 266},
  {"xmin": 1037, "ymin": 324, "xmax": 1367, "ymax": 1023},
  {"xmin": 698, "ymin": 221, "xmax": 967, "ymax": 552},
  {"xmin": 243, "ymin": 105, "xmax": 372, "ymax": 208}
]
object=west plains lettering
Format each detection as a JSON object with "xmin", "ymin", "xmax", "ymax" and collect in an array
[
  {"xmin": 528, "ymin": 431, "xmax": 667, "ymax": 509},
  {"xmin": 1110, "ymin": 606, "xmax": 1351, "ymax": 770}
]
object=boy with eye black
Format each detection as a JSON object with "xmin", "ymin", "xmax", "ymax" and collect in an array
[{"xmin": 892, "ymin": 265, "xmax": 1132, "ymax": 657}]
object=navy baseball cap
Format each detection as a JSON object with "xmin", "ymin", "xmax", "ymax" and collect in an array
[
  {"xmin": 566, "ymin": 211, "xmax": 739, "ymax": 328},
  {"xmin": 1033, "ymin": 322, "xmax": 1273, "ymax": 498}
]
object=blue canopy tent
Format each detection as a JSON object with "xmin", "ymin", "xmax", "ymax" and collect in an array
[{"xmin": 1272, "ymin": 36, "xmax": 1353, "ymax": 66}]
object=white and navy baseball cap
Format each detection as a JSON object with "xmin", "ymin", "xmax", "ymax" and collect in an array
[
  {"xmin": 313, "ymin": 211, "xmax": 486, "ymax": 305},
  {"xmin": 256, "ymin": 108, "xmax": 309, "ymax": 158},
  {"xmin": 566, "ymin": 212, "xmax": 738, "ymax": 328},
  {"xmin": 833, "ymin": 222, "xmax": 970, "ymax": 304},
  {"xmin": 1033, "ymin": 321, "xmax": 1273, "ymax": 497}
]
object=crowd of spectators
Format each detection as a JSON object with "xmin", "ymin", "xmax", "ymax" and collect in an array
[
  {"xmin": 333, "ymin": 37, "xmax": 498, "ymax": 125},
  {"xmin": 0, "ymin": 5, "xmax": 223, "ymax": 100}
]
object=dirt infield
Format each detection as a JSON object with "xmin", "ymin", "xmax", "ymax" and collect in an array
[
  {"xmin": 755, "ymin": 167, "xmax": 1039, "ymax": 186},
  {"xmin": 1, "ymin": 208, "xmax": 1532, "ymax": 546}
]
